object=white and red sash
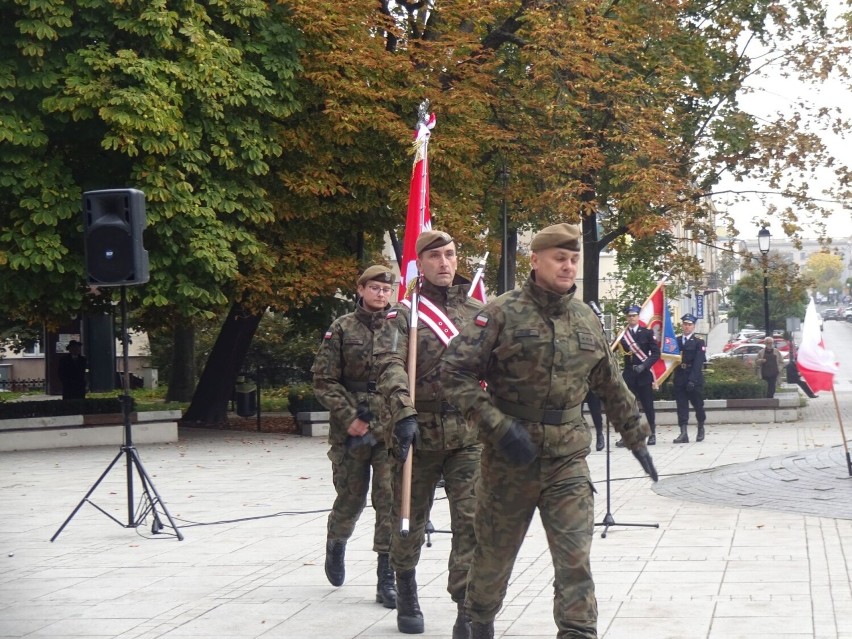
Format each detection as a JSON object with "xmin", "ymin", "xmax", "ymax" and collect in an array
[
  {"xmin": 622, "ymin": 328, "xmax": 648, "ymax": 362},
  {"xmin": 401, "ymin": 297, "xmax": 459, "ymax": 347}
]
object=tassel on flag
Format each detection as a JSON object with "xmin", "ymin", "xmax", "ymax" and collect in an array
[
  {"xmin": 398, "ymin": 106, "xmax": 436, "ymax": 301},
  {"xmin": 797, "ymin": 297, "xmax": 839, "ymax": 392}
]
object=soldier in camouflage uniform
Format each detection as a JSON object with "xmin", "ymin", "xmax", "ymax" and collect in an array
[
  {"xmin": 312, "ymin": 265, "xmax": 397, "ymax": 609},
  {"xmin": 442, "ymin": 224, "xmax": 658, "ymax": 639},
  {"xmin": 374, "ymin": 230, "xmax": 484, "ymax": 638}
]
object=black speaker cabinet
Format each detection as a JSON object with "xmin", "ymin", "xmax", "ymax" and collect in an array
[{"xmin": 83, "ymin": 189, "xmax": 149, "ymax": 286}]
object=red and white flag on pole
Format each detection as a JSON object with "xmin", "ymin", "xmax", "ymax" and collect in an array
[
  {"xmin": 797, "ymin": 296, "xmax": 839, "ymax": 392},
  {"xmin": 612, "ymin": 282, "xmax": 680, "ymax": 387},
  {"xmin": 398, "ymin": 108, "xmax": 436, "ymax": 301}
]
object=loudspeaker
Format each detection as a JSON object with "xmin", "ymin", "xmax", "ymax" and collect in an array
[{"xmin": 83, "ymin": 189, "xmax": 149, "ymax": 286}]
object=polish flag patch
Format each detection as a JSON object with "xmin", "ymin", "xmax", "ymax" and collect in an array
[
  {"xmin": 323, "ymin": 330, "xmax": 333, "ymax": 340},
  {"xmin": 386, "ymin": 310, "xmax": 399, "ymax": 319},
  {"xmin": 474, "ymin": 314, "xmax": 489, "ymax": 327}
]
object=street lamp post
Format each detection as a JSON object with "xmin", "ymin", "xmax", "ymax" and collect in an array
[{"xmin": 758, "ymin": 227, "xmax": 771, "ymax": 338}]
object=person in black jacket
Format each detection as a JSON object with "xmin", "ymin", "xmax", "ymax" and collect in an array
[
  {"xmin": 58, "ymin": 340, "xmax": 87, "ymax": 400},
  {"xmin": 616, "ymin": 305, "xmax": 660, "ymax": 446},
  {"xmin": 672, "ymin": 314, "xmax": 706, "ymax": 443}
]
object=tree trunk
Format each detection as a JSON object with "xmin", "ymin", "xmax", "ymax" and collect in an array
[
  {"xmin": 581, "ymin": 214, "xmax": 601, "ymax": 304},
  {"xmin": 182, "ymin": 303, "xmax": 263, "ymax": 426},
  {"xmin": 166, "ymin": 319, "xmax": 195, "ymax": 402}
]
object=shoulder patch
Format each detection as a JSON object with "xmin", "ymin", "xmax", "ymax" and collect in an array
[
  {"xmin": 386, "ymin": 309, "xmax": 398, "ymax": 319},
  {"xmin": 323, "ymin": 330, "xmax": 333, "ymax": 340},
  {"xmin": 474, "ymin": 314, "xmax": 489, "ymax": 327}
]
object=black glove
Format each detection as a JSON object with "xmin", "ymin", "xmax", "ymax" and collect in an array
[
  {"xmin": 686, "ymin": 381, "xmax": 695, "ymax": 392},
  {"xmin": 632, "ymin": 445, "xmax": 659, "ymax": 482},
  {"xmin": 346, "ymin": 432, "xmax": 377, "ymax": 450},
  {"xmin": 356, "ymin": 403, "xmax": 374, "ymax": 423},
  {"xmin": 633, "ymin": 363, "xmax": 645, "ymax": 373},
  {"xmin": 496, "ymin": 420, "xmax": 537, "ymax": 466},
  {"xmin": 393, "ymin": 416, "xmax": 419, "ymax": 461}
]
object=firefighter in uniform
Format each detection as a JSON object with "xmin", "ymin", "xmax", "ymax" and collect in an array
[{"xmin": 672, "ymin": 313, "xmax": 707, "ymax": 443}]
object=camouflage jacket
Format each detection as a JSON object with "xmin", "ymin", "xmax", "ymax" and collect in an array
[
  {"xmin": 311, "ymin": 301, "xmax": 391, "ymax": 446},
  {"xmin": 442, "ymin": 275, "xmax": 647, "ymax": 457},
  {"xmin": 374, "ymin": 278, "xmax": 483, "ymax": 451}
]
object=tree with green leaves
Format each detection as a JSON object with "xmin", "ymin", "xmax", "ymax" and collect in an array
[
  {"xmin": 1, "ymin": 0, "xmax": 303, "ymax": 405},
  {"xmin": 727, "ymin": 252, "xmax": 809, "ymax": 331},
  {"xmin": 802, "ymin": 252, "xmax": 845, "ymax": 297}
]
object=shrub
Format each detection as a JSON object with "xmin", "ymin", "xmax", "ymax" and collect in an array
[
  {"xmin": 287, "ymin": 383, "xmax": 326, "ymax": 416},
  {"xmin": 0, "ymin": 397, "xmax": 130, "ymax": 420},
  {"xmin": 654, "ymin": 358, "xmax": 764, "ymax": 400}
]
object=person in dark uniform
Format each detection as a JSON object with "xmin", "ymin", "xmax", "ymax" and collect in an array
[
  {"xmin": 672, "ymin": 314, "xmax": 706, "ymax": 443},
  {"xmin": 583, "ymin": 391, "xmax": 605, "ymax": 451},
  {"xmin": 616, "ymin": 305, "xmax": 660, "ymax": 446},
  {"xmin": 58, "ymin": 340, "xmax": 87, "ymax": 400},
  {"xmin": 786, "ymin": 343, "xmax": 817, "ymax": 398}
]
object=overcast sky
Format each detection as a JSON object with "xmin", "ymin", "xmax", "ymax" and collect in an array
[{"xmin": 715, "ymin": 2, "xmax": 852, "ymax": 243}]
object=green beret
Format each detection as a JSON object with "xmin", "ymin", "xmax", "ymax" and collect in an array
[
  {"xmin": 357, "ymin": 265, "xmax": 395, "ymax": 286},
  {"xmin": 529, "ymin": 223, "xmax": 581, "ymax": 252},
  {"xmin": 415, "ymin": 230, "xmax": 454, "ymax": 255}
]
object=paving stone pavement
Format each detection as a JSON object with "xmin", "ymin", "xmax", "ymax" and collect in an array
[{"xmin": 2, "ymin": 388, "xmax": 852, "ymax": 639}]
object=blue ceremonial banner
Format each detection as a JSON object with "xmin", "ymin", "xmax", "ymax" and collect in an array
[{"xmin": 695, "ymin": 294, "xmax": 704, "ymax": 319}]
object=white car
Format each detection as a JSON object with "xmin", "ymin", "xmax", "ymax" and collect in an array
[{"xmin": 709, "ymin": 343, "xmax": 789, "ymax": 365}]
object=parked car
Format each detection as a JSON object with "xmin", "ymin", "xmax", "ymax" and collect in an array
[
  {"xmin": 722, "ymin": 336, "xmax": 790, "ymax": 353},
  {"xmin": 709, "ymin": 343, "xmax": 790, "ymax": 365},
  {"xmin": 822, "ymin": 308, "xmax": 839, "ymax": 320},
  {"xmin": 844, "ymin": 308, "xmax": 852, "ymax": 322}
]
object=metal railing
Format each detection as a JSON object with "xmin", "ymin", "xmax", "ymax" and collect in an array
[{"xmin": 0, "ymin": 378, "xmax": 46, "ymax": 393}]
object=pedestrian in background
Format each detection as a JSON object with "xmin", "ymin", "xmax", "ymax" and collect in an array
[
  {"xmin": 442, "ymin": 223, "xmax": 657, "ymax": 639},
  {"xmin": 58, "ymin": 339, "xmax": 87, "ymax": 400},
  {"xmin": 755, "ymin": 336, "xmax": 785, "ymax": 399},
  {"xmin": 374, "ymin": 230, "xmax": 483, "ymax": 638},
  {"xmin": 312, "ymin": 265, "xmax": 397, "ymax": 609},
  {"xmin": 672, "ymin": 314, "xmax": 706, "ymax": 443}
]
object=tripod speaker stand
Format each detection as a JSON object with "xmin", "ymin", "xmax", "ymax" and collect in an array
[
  {"xmin": 51, "ymin": 286, "xmax": 183, "ymax": 542},
  {"xmin": 594, "ymin": 419, "xmax": 658, "ymax": 538}
]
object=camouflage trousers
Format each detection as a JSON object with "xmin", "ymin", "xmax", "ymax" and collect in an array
[
  {"xmin": 389, "ymin": 444, "xmax": 482, "ymax": 603},
  {"xmin": 466, "ymin": 445, "xmax": 597, "ymax": 639},
  {"xmin": 326, "ymin": 442, "xmax": 393, "ymax": 553}
]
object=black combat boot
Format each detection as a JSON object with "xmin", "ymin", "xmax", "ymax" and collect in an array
[
  {"xmin": 324, "ymin": 539, "xmax": 346, "ymax": 587},
  {"xmin": 396, "ymin": 569, "xmax": 424, "ymax": 634},
  {"xmin": 595, "ymin": 427, "xmax": 605, "ymax": 451},
  {"xmin": 376, "ymin": 553, "xmax": 397, "ymax": 609},
  {"xmin": 647, "ymin": 424, "xmax": 656, "ymax": 446},
  {"xmin": 673, "ymin": 424, "xmax": 689, "ymax": 444},
  {"xmin": 452, "ymin": 601, "xmax": 471, "ymax": 639},
  {"xmin": 696, "ymin": 423, "xmax": 705, "ymax": 442},
  {"xmin": 470, "ymin": 621, "xmax": 494, "ymax": 639}
]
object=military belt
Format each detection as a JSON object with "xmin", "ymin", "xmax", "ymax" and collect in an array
[
  {"xmin": 495, "ymin": 398, "xmax": 583, "ymax": 425},
  {"xmin": 343, "ymin": 380, "xmax": 377, "ymax": 393},
  {"xmin": 679, "ymin": 364, "xmax": 692, "ymax": 370},
  {"xmin": 415, "ymin": 399, "xmax": 458, "ymax": 414}
]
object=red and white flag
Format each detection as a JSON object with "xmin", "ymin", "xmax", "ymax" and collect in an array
[
  {"xmin": 797, "ymin": 297, "xmax": 839, "ymax": 392},
  {"xmin": 398, "ymin": 110, "xmax": 436, "ymax": 301}
]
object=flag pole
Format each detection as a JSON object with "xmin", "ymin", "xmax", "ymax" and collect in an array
[
  {"xmin": 467, "ymin": 251, "xmax": 489, "ymax": 297},
  {"xmin": 830, "ymin": 386, "xmax": 852, "ymax": 476},
  {"xmin": 400, "ymin": 100, "xmax": 432, "ymax": 537}
]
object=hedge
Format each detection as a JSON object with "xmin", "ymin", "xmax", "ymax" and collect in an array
[
  {"xmin": 654, "ymin": 358, "xmax": 766, "ymax": 400},
  {"xmin": 0, "ymin": 397, "xmax": 130, "ymax": 420}
]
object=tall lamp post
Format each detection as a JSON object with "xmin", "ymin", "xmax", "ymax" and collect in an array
[{"xmin": 758, "ymin": 227, "xmax": 771, "ymax": 337}]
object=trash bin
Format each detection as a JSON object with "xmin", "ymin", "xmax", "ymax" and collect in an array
[{"xmin": 235, "ymin": 376, "xmax": 257, "ymax": 417}]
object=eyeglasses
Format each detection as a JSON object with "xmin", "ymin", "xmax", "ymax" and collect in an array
[
  {"xmin": 366, "ymin": 284, "xmax": 393, "ymax": 295},
  {"xmin": 682, "ymin": 321, "xmax": 694, "ymax": 326}
]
